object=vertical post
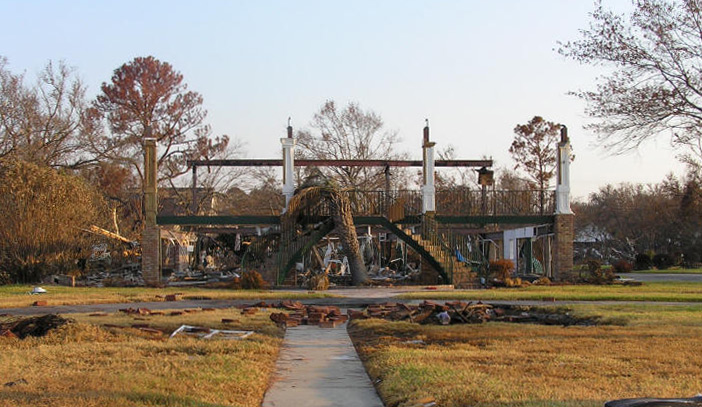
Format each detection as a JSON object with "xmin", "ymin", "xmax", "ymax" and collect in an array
[
  {"xmin": 384, "ymin": 165, "xmax": 391, "ymax": 215},
  {"xmin": 422, "ymin": 120, "xmax": 436, "ymax": 214},
  {"xmin": 142, "ymin": 128, "xmax": 161, "ymax": 286},
  {"xmin": 190, "ymin": 164, "xmax": 198, "ymax": 215},
  {"xmin": 281, "ymin": 119, "xmax": 296, "ymax": 211},
  {"xmin": 554, "ymin": 125, "xmax": 574, "ymax": 279},
  {"xmin": 555, "ymin": 126, "xmax": 573, "ymax": 215}
]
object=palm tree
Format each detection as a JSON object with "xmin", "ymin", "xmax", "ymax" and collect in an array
[{"xmin": 283, "ymin": 179, "xmax": 369, "ymax": 286}]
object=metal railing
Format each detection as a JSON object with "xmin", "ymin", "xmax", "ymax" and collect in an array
[{"xmin": 436, "ymin": 189, "xmax": 555, "ymax": 216}]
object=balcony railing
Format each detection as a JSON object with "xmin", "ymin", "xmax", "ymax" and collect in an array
[{"xmin": 436, "ymin": 189, "xmax": 556, "ymax": 216}]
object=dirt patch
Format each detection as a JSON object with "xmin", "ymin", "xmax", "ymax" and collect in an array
[{"xmin": 0, "ymin": 314, "xmax": 72, "ymax": 339}]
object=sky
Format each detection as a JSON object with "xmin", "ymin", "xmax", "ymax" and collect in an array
[{"xmin": 0, "ymin": 0, "xmax": 685, "ymax": 200}]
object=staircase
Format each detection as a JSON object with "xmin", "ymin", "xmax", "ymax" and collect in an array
[{"xmin": 398, "ymin": 215, "xmax": 486, "ymax": 288}]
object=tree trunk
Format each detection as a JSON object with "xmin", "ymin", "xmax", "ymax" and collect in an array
[{"xmin": 330, "ymin": 191, "xmax": 369, "ymax": 285}]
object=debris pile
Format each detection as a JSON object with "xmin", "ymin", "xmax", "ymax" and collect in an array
[
  {"xmin": 80, "ymin": 263, "xmax": 144, "ymax": 287},
  {"xmin": 266, "ymin": 300, "xmax": 349, "ymax": 328},
  {"xmin": 0, "ymin": 314, "xmax": 72, "ymax": 339},
  {"xmin": 350, "ymin": 301, "xmax": 601, "ymax": 327}
]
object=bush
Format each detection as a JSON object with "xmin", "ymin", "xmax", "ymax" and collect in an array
[
  {"xmin": 652, "ymin": 253, "xmax": 674, "ymax": 270},
  {"xmin": 307, "ymin": 273, "xmax": 330, "ymax": 291},
  {"xmin": 584, "ymin": 259, "xmax": 615, "ymax": 284},
  {"xmin": 240, "ymin": 270, "xmax": 267, "ymax": 289},
  {"xmin": 532, "ymin": 276, "xmax": 551, "ymax": 286},
  {"xmin": 0, "ymin": 159, "xmax": 108, "ymax": 283},
  {"xmin": 682, "ymin": 251, "xmax": 701, "ymax": 268},
  {"xmin": 612, "ymin": 259, "xmax": 633, "ymax": 273},
  {"xmin": 634, "ymin": 253, "xmax": 652, "ymax": 270},
  {"xmin": 489, "ymin": 259, "xmax": 515, "ymax": 281},
  {"xmin": 586, "ymin": 259, "xmax": 602, "ymax": 273}
]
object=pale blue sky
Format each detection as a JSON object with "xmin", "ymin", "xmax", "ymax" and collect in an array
[{"xmin": 0, "ymin": 0, "xmax": 682, "ymax": 198}]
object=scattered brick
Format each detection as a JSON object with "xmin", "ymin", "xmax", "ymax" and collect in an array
[
  {"xmin": 319, "ymin": 320, "xmax": 341, "ymax": 328},
  {"xmin": 241, "ymin": 307, "xmax": 258, "ymax": 316}
]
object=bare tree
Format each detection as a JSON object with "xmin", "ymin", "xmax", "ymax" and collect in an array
[
  {"xmin": 0, "ymin": 57, "xmax": 94, "ymax": 168},
  {"xmin": 559, "ymin": 0, "xmax": 702, "ymax": 165},
  {"xmin": 295, "ymin": 100, "xmax": 405, "ymax": 190}
]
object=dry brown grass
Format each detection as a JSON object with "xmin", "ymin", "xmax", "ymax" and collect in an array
[
  {"xmin": 0, "ymin": 285, "xmax": 333, "ymax": 309},
  {"xmin": 399, "ymin": 282, "xmax": 702, "ymax": 302},
  {"xmin": 349, "ymin": 305, "xmax": 702, "ymax": 407},
  {"xmin": 0, "ymin": 307, "xmax": 284, "ymax": 407}
]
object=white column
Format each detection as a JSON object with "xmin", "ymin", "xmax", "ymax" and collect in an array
[
  {"xmin": 281, "ymin": 125, "xmax": 296, "ymax": 210},
  {"xmin": 555, "ymin": 126, "xmax": 573, "ymax": 215},
  {"xmin": 422, "ymin": 123, "xmax": 436, "ymax": 213}
]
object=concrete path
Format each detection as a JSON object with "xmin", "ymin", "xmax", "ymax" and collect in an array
[{"xmin": 262, "ymin": 319, "xmax": 384, "ymax": 407}]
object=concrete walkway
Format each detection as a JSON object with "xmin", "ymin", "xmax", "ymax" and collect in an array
[{"xmin": 262, "ymin": 319, "xmax": 384, "ymax": 407}]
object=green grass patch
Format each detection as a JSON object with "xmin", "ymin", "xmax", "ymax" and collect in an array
[
  {"xmin": 627, "ymin": 268, "xmax": 702, "ymax": 274},
  {"xmin": 0, "ymin": 285, "xmax": 333, "ymax": 308},
  {"xmin": 399, "ymin": 282, "xmax": 702, "ymax": 302}
]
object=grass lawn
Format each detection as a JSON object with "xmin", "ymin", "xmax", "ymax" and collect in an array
[
  {"xmin": 0, "ymin": 307, "xmax": 283, "ymax": 407},
  {"xmin": 349, "ymin": 304, "xmax": 702, "ymax": 407},
  {"xmin": 399, "ymin": 282, "xmax": 702, "ymax": 302},
  {"xmin": 628, "ymin": 268, "xmax": 702, "ymax": 274},
  {"xmin": 0, "ymin": 285, "xmax": 333, "ymax": 309}
]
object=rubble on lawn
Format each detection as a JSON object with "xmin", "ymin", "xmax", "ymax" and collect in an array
[
  {"xmin": 0, "ymin": 314, "xmax": 72, "ymax": 339},
  {"xmin": 169, "ymin": 324, "xmax": 253, "ymax": 340},
  {"xmin": 242, "ymin": 300, "xmax": 349, "ymax": 328},
  {"xmin": 349, "ymin": 301, "xmax": 603, "ymax": 327},
  {"xmin": 239, "ymin": 299, "xmax": 601, "ymax": 328}
]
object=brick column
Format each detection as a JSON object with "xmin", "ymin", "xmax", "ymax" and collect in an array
[
  {"xmin": 142, "ymin": 134, "xmax": 161, "ymax": 286},
  {"xmin": 553, "ymin": 213, "xmax": 574, "ymax": 279},
  {"xmin": 553, "ymin": 125, "xmax": 574, "ymax": 280}
]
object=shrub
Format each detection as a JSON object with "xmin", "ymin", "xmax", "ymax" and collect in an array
[
  {"xmin": 612, "ymin": 259, "xmax": 633, "ymax": 273},
  {"xmin": 489, "ymin": 259, "xmax": 515, "ymax": 281},
  {"xmin": 586, "ymin": 259, "xmax": 602, "ymax": 273},
  {"xmin": 0, "ymin": 159, "xmax": 108, "ymax": 283},
  {"xmin": 682, "ymin": 251, "xmax": 701, "ymax": 268},
  {"xmin": 307, "ymin": 273, "xmax": 330, "ymax": 291},
  {"xmin": 532, "ymin": 276, "xmax": 551, "ymax": 285},
  {"xmin": 634, "ymin": 253, "xmax": 652, "ymax": 270},
  {"xmin": 652, "ymin": 253, "xmax": 673, "ymax": 270},
  {"xmin": 584, "ymin": 259, "xmax": 615, "ymax": 284},
  {"xmin": 240, "ymin": 270, "xmax": 266, "ymax": 289}
]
